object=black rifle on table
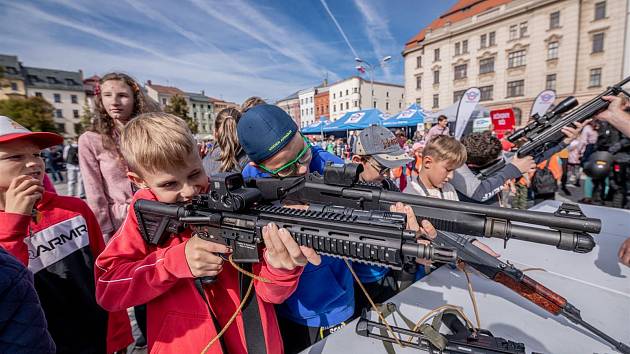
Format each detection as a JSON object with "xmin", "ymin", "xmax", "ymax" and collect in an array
[
  {"xmin": 133, "ymin": 173, "xmax": 456, "ymax": 281},
  {"xmin": 247, "ymin": 163, "xmax": 598, "ymax": 253},
  {"xmin": 247, "ymin": 165, "xmax": 629, "ymax": 353},
  {"xmin": 357, "ymin": 308, "xmax": 526, "ymax": 354}
]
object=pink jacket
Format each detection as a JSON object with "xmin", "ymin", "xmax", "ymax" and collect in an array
[{"xmin": 78, "ymin": 131, "xmax": 133, "ymax": 240}]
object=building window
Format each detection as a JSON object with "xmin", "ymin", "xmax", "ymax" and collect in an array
[
  {"xmin": 35, "ymin": 92, "xmax": 42, "ymax": 97},
  {"xmin": 462, "ymin": 40, "xmax": 468, "ymax": 54},
  {"xmin": 513, "ymin": 108, "xmax": 523, "ymax": 126},
  {"xmin": 547, "ymin": 42, "xmax": 559, "ymax": 60},
  {"xmin": 589, "ymin": 68, "xmax": 602, "ymax": 87},
  {"xmin": 399, "ymin": 102, "xmax": 402, "ymax": 109},
  {"xmin": 549, "ymin": 11, "xmax": 560, "ymax": 29},
  {"xmin": 416, "ymin": 56, "xmax": 422, "ymax": 68},
  {"xmin": 520, "ymin": 22, "xmax": 528, "ymax": 38},
  {"xmin": 54, "ymin": 93, "xmax": 61, "ymax": 103},
  {"xmin": 373, "ymin": 101, "xmax": 377, "ymax": 108},
  {"xmin": 507, "ymin": 80, "xmax": 525, "ymax": 97},
  {"xmin": 479, "ymin": 57, "xmax": 495, "ymax": 74},
  {"xmin": 310, "ymin": 107, "xmax": 313, "ymax": 115},
  {"xmin": 345, "ymin": 89, "xmax": 348, "ymax": 96},
  {"xmin": 489, "ymin": 31, "xmax": 496, "ymax": 46},
  {"xmin": 162, "ymin": 98, "xmax": 167, "ymax": 105},
  {"xmin": 434, "ymin": 48, "xmax": 440, "ymax": 61},
  {"xmin": 333, "ymin": 104, "xmax": 336, "ymax": 112},
  {"xmin": 354, "ymin": 100, "xmax": 358, "ymax": 107},
  {"xmin": 455, "ymin": 42, "xmax": 461, "ymax": 56},
  {"xmin": 386, "ymin": 102, "xmax": 390, "ymax": 110},
  {"xmin": 353, "ymin": 87, "xmax": 358, "ymax": 93},
  {"xmin": 5, "ymin": 67, "xmax": 17, "ymax": 75},
  {"xmin": 480, "ymin": 34, "xmax": 487, "ymax": 49},
  {"xmin": 432, "ymin": 94, "xmax": 439, "ymax": 108},
  {"xmin": 416, "ymin": 75, "xmax": 422, "ymax": 90},
  {"xmin": 339, "ymin": 91, "xmax": 342, "ymax": 98},
  {"xmin": 453, "ymin": 90, "xmax": 466, "ymax": 103},
  {"xmin": 56, "ymin": 123, "xmax": 65, "ymax": 132},
  {"xmin": 454, "ymin": 64, "xmax": 467, "ymax": 80},
  {"xmin": 73, "ymin": 109, "xmax": 79, "ymax": 118},
  {"xmin": 546, "ymin": 74, "xmax": 557, "ymax": 91},
  {"xmin": 55, "ymin": 109, "xmax": 63, "ymax": 118},
  {"xmin": 47, "ymin": 76, "xmax": 57, "ymax": 84},
  {"xmin": 433, "ymin": 70, "xmax": 440, "ymax": 84},
  {"xmin": 594, "ymin": 1, "xmax": 606, "ymax": 20},
  {"xmin": 416, "ymin": 98, "xmax": 422, "ymax": 105},
  {"xmin": 509, "ymin": 25, "xmax": 518, "ymax": 40},
  {"xmin": 333, "ymin": 93, "xmax": 336, "ymax": 99},
  {"xmin": 386, "ymin": 91, "xmax": 389, "ymax": 98},
  {"xmin": 345, "ymin": 102, "xmax": 349, "ymax": 110},
  {"xmin": 592, "ymin": 33, "xmax": 605, "ymax": 53},
  {"xmin": 480, "ymin": 85, "xmax": 493, "ymax": 101},
  {"xmin": 69, "ymin": 94, "xmax": 78, "ymax": 104},
  {"xmin": 10, "ymin": 82, "xmax": 17, "ymax": 91},
  {"xmin": 508, "ymin": 50, "xmax": 526, "ymax": 68}
]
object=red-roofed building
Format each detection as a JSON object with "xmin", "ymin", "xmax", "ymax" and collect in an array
[
  {"xmin": 403, "ymin": 0, "xmax": 629, "ymax": 127},
  {"xmin": 145, "ymin": 80, "xmax": 186, "ymax": 108}
]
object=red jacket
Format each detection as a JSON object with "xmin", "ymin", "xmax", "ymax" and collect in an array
[
  {"xmin": 0, "ymin": 191, "xmax": 133, "ymax": 353},
  {"xmin": 95, "ymin": 188, "xmax": 303, "ymax": 354}
]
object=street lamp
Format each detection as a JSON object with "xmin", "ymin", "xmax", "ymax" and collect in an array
[{"xmin": 355, "ymin": 56, "xmax": 392, "ymax": 110}]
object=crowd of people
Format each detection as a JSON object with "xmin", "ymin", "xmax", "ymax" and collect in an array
[{"xmin": 0, "ymin": 71, "xmax": 629, "ymax": 354}]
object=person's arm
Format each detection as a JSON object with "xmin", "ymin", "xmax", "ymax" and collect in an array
[
  {"xmin": 94, "ymin": 201, "xmax": 194, "ymax": 311},
  {"xmin": 0, "ymin": 248, "xmax": 56, "ymax": 353},
  {"xmin": 78, "ymin": 133, "xmax": 115, "ymax": 236},
  {"xmin": 619, "ymin": 237, "xmax": 630, "ymax": 267},
  {"xmin": 78, "ymin": 200, "xmax": 134, "ymax": 353},
  {"xmin": 0, "ymin": 176, "xmax": 44, "ymax": 265},
  {"xmin": 450, "ymin": 163, "xmax": 523, "ymax": 202},
  {"xmin": 597, "ymin": 95, "xmax": 630, "ymax": 137}
]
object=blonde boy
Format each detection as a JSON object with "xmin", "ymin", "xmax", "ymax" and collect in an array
[
  {"xmin": 407, "ymin": 135, "xmax": 466, "ymax": 200},
  {"xmin": 95, "ymin": 112, "xmax": 318, "ymax": 354}
]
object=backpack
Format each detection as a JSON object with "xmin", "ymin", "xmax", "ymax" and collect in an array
[
  {"xmin": 531, "ymin": 160, "xmax": 558, "ymax": 194},
  {"xmin": 66, "ymin": 145, "xmax": 79, "ymax": 165}
]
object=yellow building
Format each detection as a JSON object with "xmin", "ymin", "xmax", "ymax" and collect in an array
[
  {"xmin": 403, "ymin": 0, "xmax": 630, "ymax": 126},
  {"xmin": 0, "ymin": 55, "xmax": 26, "ymax": 99}
]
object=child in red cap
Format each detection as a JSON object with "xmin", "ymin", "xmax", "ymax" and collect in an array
[{"xmin": 0, "ymin": 116, "xmax": 132, "ymax": 353}]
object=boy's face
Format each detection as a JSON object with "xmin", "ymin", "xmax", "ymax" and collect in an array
[
  {"xmin": 422, "ymin": 156, "xmax": 456, "ymax": 189},
  {"xmin": 128, "ymin": 150, "xmax": 208, "ymax": 204},
  {"xmin": 0, "ymin": 140, "xmax": 45, "ymax": 190}
]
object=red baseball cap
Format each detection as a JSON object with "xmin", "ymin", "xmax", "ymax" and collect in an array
[{"xmin": 0, "ymin": 115, "xmax": 64, "ymax": 148}]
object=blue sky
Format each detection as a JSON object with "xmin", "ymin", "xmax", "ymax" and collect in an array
[{"xmin": 0, "ymin": 0, "xmax": 457, "ymax": 103}]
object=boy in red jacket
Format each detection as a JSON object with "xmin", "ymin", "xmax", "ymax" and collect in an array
[
  {"xmin": 95, "ymin": 112, "xmax": 319, "ymax": 354},
  {"xmin": 0, "ymin": 115, "xmax": 132, "ymax": 353}
]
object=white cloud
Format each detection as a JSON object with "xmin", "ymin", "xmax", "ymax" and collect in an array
[{"xmin": 353, "ymin": 0, "xmax": 398, "ymax": 81}]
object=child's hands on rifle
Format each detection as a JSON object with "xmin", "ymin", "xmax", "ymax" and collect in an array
[
  {"xmin": 262, "ymin": 222, "xmax": 321, "ymax": 270},
  {"xmin": 619, "ymin": 237, "xmax": 630, "ymax": 267},
  {"xmin": 511, "ymin": 155, "xmax": 536, "ymax": 174},
  {"xmin": 184, "ymin": 236, "xmax": 231, "ymax": 278},
  {"xmin": 390, "ymin": 202, "xmax": 436, "ymax": 266}
]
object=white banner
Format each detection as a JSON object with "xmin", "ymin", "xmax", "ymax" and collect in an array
[
  {"xmin": 530, "ymin": 89, "xmax": 556, "ymax": 118},
  {"xmin": 454, "ymin": 87, "xmax": 481, "ymax": 139}
]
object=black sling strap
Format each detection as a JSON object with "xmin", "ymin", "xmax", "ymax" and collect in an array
[
  {"xmin": 239, "ymin": 263, "xmax": 268, "ymax": 354},
  {"xmin": 194, "ymin": 278, "xmax": 228, "ymax": 353}
]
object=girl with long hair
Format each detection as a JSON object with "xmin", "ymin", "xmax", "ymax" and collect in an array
[
  {"xmin": 79, "ymin": 73, "xmax": 159, "ymax": 241},
  {"xmin": 202, "ymin": 107, "xmax": 249, "ymax": 174}
]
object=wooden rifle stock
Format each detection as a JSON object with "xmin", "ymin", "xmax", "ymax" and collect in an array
[{"xmin": 493, "ymin": 272, "xmax": 566, "ymax": 316}]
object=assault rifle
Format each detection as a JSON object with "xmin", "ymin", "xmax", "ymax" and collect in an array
[
  {"xmin": 357, "ymin": 309, "xmax": 526, "ymax": 354},
  {"xmin": 247, "ymin": 165, "xmax": 628, "ymax": 353},
  {"xmin": 432, "ymin": 230, "xmax": 630, "ymax": 354},
  {"xmin": 133, "ymin": 173, "xmax": 456, "ymax": 272},
  {"xmin": 509, "ymin": 75, "xmax": 630, "ymax": 158},
  {"xmin": 247, "ymin": 164, "xmax": 598, "ymax": 253}
]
